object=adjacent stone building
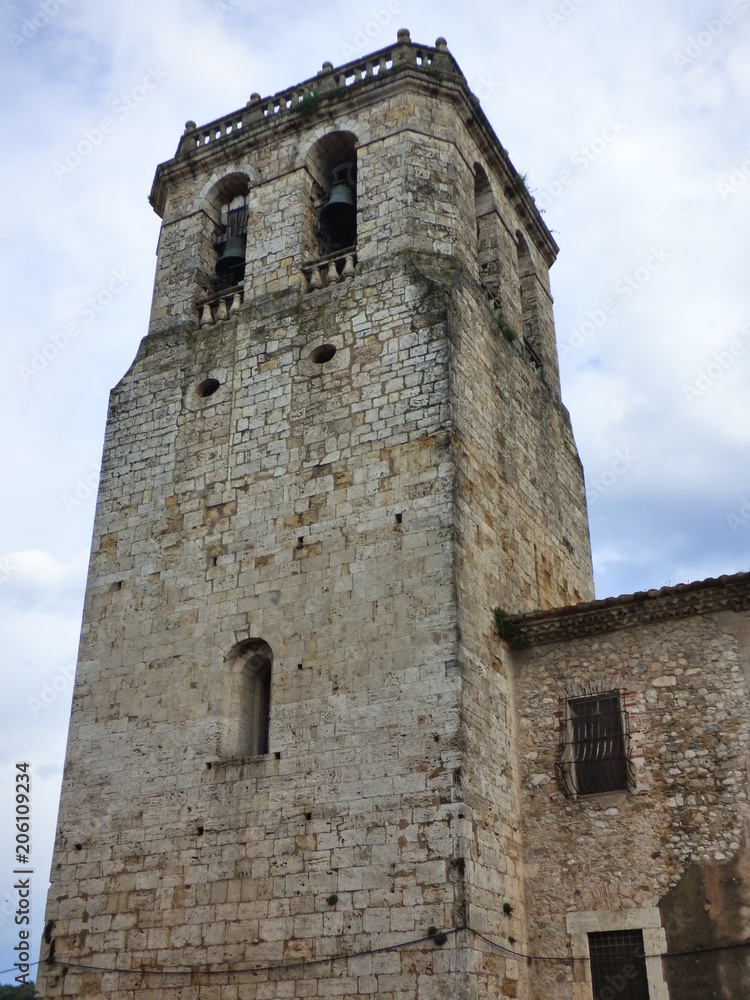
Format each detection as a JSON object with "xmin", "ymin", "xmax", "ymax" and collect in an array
[
  {"xmin": 36, "ymin": 31, "xmax": 750, "ymax": 1000},
  {"xmin": 514, "ymin": 574, "xmax": 750, "ymax": 999}
]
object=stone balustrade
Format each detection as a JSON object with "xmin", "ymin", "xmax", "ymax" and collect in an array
[
  {"xmin": 197, "ymin": 285, "xmax": 243, "ymax": 327},
  {"xmin": 300, "ymin": 249, "xmax": 357, "ymax": 291},
  {"xmin": 178, "ymin": 33, "xmax": 457, "ymax": 156}
]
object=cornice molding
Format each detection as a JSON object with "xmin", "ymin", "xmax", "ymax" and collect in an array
[{"xmin": 513, "ymin": 572, "xmax": 750, "ymax": 646}]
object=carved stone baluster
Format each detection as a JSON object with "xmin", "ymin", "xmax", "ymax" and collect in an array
[
  {"xmin": 326, "ymin": 261, "xmax": 341, "ymax": 284},
  {"xmin": 298, "ymin": 270, "xmax": 310, "ymax": 293},
  {"xmin": 341, "ymin": 255, "xmax": 355, "ymax": 279},
  {"xmin": 215, "ymin": 297, "xmax": 228, "ymax": 321},
  {"xmin": 309, "ymin": 266, "xmax": 323, "ymax": 290},
  {"xmin": 230, "ymin": 291, "xmax": 242, "ymax": 315},
  {"xmin": 200, "ymin": 303, "xmax": 213, "ymax": 327}
]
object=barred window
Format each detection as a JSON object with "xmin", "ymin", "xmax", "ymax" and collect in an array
[
  {"xmin": 588, "ymin": 929, "xmax": 649, "ymax": 999},
  {"xmin": 556, "ymin": 691, "xmax": 634, "ymax": 796}
]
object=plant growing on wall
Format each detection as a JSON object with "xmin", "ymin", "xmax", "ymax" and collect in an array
[
  {"xmin": 493, "ymin": 607, "xmax": 532, "ymax": 649},
  {"xmin": 513, "ymin": 171, "xmax": 532, "ymax": 198},
  {"xmin": 495, "ymin": 312, "xmax": 520, "ymax": 343},
  {"xmin": 297, "ymin": 89, "xmax": 320, "ymax": 116}
]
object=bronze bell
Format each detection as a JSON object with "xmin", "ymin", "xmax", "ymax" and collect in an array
[
  {"xmin": 215, "ymin": 235, "xmax": 246, "ymax": 276},
  {"xmin": 319, "ymin": 164, "xmax": 356, "ymax": 249}
]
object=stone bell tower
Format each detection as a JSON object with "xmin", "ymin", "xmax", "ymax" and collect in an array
[{"xmin": 37, "ymin": 31, "xmax": 594, "ymax": 1000}]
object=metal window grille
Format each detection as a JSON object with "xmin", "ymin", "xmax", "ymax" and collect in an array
[
  {"xmin": 588, "ymin": 929, "xmax": 649, "ymax": 1000},
  {"xmin": 225, "ymin": 204, "xmax": 248, "ymax": 239},
  {"xmin": 556, "ymin": 692, "xmax": 634, "ymax": 796}
]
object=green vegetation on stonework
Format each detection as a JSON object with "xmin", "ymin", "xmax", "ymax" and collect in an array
[
  {"xmin": 495, "ymin": 312, "xmax": 520, "ymax": 343},
  {"xmin": 513, "ymin": 171, "xmax": 531, "ymax": 196},
  {"xmin": 296, "ymin": 90, "xmax": 320, "ymax": 116},
  {"xmin": 493, "ymin": 607, "xmax": 532, "ymax": 648}
]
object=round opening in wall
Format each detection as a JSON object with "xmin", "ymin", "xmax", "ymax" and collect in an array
[
  {"xmin": 196, "ymin": 378, "xmax": 220, "ymax": 397},
  {"xmin": 309, "ymin": 344, "xmax": 337, "ymax": 364}
]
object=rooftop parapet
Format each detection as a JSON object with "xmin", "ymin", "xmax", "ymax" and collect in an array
[{"xmin": 176, "ymin": 31, "xmax": 460, "ymax": 160}]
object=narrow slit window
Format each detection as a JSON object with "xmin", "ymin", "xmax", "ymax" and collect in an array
[{"xmin": 233, "ymin": 638, "xmax": 273, "ymax": 757}]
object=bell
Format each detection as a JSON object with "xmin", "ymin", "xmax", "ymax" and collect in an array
[
  {"xmin": 215, "ymin": 235, "xmax": 246, "ymax": 276},
  {"xmin": 319, "ymin": 166, "xmax": 356, "ymax": 250}
]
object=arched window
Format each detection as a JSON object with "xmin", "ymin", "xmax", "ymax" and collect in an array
[
  {"xmin": 304, "ymin": 132, "xmax": 358, "ymax": 261},
  {"xmin": 474, "ymin": 163, "xmax": 500, "ymax": 297},
  {"xmin": 221, "ymin": 638, "xmax": 273, "ymax": 757},
  {"xmin": 214, "ymin": 192, "xmax": 249, "ymax": 291},
  {"xmin": 198, "ymin": 173, "xmax": 250, "ymax": 297}
]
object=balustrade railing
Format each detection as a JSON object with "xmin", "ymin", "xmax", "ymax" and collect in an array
[
  {"xmin": 178, "ymin": 34, "xmax": 457, "ymax": 156},
  {"xmin": 197, "ymin": 284, "xmax": 243, "ymax": 327},
  {"xmin": 300, "ymin": 248, "xmax": 357, "ymax": 291}
]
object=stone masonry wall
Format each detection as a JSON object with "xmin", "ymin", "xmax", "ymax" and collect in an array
[{"xmin": 39, "ymin": 256, "xmax": 467, "ymax": 1000}]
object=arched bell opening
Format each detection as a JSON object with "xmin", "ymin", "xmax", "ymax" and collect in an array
[
  {"xmin": 304, "ymin": 131, "xmax": 358, "ymax": 259},
  {"xmin": 214, "ymin": 193, "xmax": 249, "ymax": 291},
  {"xmin": 199, "ymin": 172, "xmax": 250, "ymax": 296}
]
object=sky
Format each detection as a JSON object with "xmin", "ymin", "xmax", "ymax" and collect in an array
[{"xmin": 0, "ymin": 0, "xmax": 749, "ymax": 983}]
